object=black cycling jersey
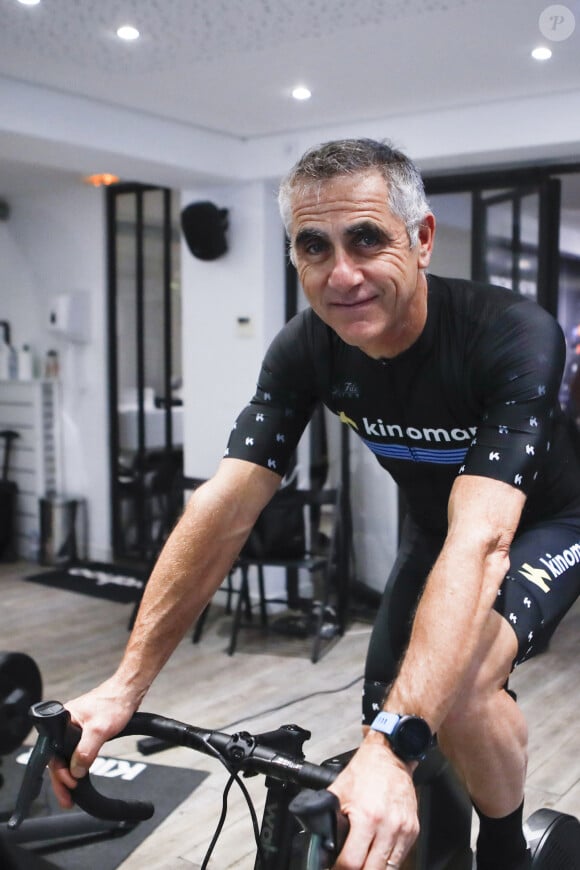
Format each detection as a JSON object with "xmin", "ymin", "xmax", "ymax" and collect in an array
[{"xmin": 225, "ymin": 274, "xmax": 580, "ymax": 534}]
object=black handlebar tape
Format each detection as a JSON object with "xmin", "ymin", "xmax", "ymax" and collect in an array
[
  {"xmin": 116, "ymin": 712, "xmax": 202, "ymax": 746},
  {"xmin": 29, "ymin": 701, "xmax": 154, "ymax": 823},
  {"xmin": 287, "ymin": 759, "xmax": 337, "ymax": 789},
  {"xmin": 73, "ymin": 774, "xmax": 154, "ymax": 822}
]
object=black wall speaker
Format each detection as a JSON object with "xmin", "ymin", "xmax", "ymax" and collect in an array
[{"xmin": 180, "ymin": 201, "xmax": 229, "ymax": 261}]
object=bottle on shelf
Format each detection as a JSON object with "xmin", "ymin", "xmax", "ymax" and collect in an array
[
  {"xmin": 8, "ymin": 344, "xmax": 18, "ymax": 380},
  {"xmin": 44, "ymin": 349, "xmax": 60, "ymax": 379},
  {"xmin": 17, "ymin": 344, "xmax": 34, "ymax": 380},
  {"xmin": 0, "ymin": 335, "xmax": 10, "ymax": 380}
]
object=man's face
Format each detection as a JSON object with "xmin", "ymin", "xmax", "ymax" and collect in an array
[{"xmin": 290, "ymin": 170, "xmax": 435, "ymax": 358}]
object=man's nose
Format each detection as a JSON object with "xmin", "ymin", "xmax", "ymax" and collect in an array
[{"xmin": 327, "ymin": 250, "xmax": 363, "ymax": 289}]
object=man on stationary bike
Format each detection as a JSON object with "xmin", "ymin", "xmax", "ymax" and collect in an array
[{"xmin": 51, "ymin": 139, "xmax": 580, "ymax": 870}]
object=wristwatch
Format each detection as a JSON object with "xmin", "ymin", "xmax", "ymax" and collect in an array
[{"xmin": 370, "ymin": 711, "xmax": 433, "ymax": 762}]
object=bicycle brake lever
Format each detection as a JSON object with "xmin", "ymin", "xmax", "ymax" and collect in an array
[
  {"xmin": 7, "ymin": 734, "xmax": 53, "ymax": 829},
  {"xmin": 10, "ymin": 701, "xmax": 154, "ymax": 827},
  {"xmin": 289, "ymin": 788, "xmax": 349, "ymax": 867},
  {"xmin": 7, "ymin": 699, "xmax": 82, "ymax": 829}
]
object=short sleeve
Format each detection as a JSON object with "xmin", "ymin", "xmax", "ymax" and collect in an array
[
  {"xmin": 224, "ymin": 315, "xmax": 319, "ymax": 476},
  {"xmin": 458, "ymin": 301, "xmax": 565, "ymax": 494}
]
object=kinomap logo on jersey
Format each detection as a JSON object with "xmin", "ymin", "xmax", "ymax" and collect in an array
[
  {"xmin": 339, "ymin": 411, "xmax": 478, "ymax": 465},
  {"xmin": 518, "ymin": 541, "xmax": 580, "ymax": 593},
  {"xmin": 361, "ymin": 418, "xmax": 477, "ymax": 443}
]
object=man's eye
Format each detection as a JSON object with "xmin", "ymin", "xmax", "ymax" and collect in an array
[
  {"xmin": 303, "ymin": 238, "xmax": 326, "ymax": 256},
  {"xmin": 355, "ymin": 230, "xmax": 380, "ymax": 247}
]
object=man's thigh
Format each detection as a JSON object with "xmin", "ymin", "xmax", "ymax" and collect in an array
[{"xmin": 495, "ymin": 513, "xmax": 580, "ymax": 666}]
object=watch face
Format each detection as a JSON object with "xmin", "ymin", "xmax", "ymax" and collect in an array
[{"xmin": 397, "ymin": 716, "xmax": 432, "ymax": 759}]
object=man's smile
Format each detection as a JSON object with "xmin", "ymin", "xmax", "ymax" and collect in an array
[{"xmin": 330, "ymin": 294, "xmax": 379, "ymax": 309}]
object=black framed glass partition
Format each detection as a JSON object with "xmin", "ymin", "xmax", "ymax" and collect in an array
[
  {"xmin": 471, "ymin": 179, "xmax": 561, "ymax": 314},
  {"xmin": 106, "ymin": 183, "xmax": 182, "ymax": 565}
]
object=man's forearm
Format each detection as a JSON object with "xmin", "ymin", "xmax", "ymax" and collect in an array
[
  {"xmin": 110, "ymin": 462, "xmax": 280, "ymax": 707},
  {"xmin": 384, "ymin": 475, "xmax": 524, "ymax": 731},
  {"xmin": 113, "ymin": 508, "xmax": 244, "ymax": 705},
  {"xmin": 385, "ymin": 539, "xmax": 508, "ymax": 730}
]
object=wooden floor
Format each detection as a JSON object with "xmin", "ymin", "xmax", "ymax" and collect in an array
[{"xmin": 1, "ymin": 559, "xmax": 579, "ymax": 869}]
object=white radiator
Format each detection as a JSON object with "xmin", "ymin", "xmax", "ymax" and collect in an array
[{"xmin": 0, "ymin": 380, "xmax": 62, "ymax": 559}]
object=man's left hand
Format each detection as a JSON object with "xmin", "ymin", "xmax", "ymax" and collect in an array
[{"xmin": 328, "ymin": 730, "xmax": 419, "ymax": 870}]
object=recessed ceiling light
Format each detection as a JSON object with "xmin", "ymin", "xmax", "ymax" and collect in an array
[
  {"xmin": 532, "ymin": 45, "xmax": 552, "ymax": 60},
  {"xmin": 116, "ymin": 24, "xmax": 140, "ymax": 41},
  {"xmin": 17, "ymin": 0, "xmax": 41, "ymax": 5},
  {"xmin": 292, "ymin": 86, "xmax": 312, "ymax": 101}
]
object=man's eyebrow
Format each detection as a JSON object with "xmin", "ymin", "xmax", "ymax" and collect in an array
[
  {"xmin": 345, "ymin": 220, "xmax": 391, "ymax": 240},
  {"xmin": 294, "ymin": 227, "xmax": 328, "ymax": 247}
]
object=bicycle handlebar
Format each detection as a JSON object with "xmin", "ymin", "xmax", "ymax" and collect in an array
[{"xmin": 9, "ymin": 700, "xmax": 342, "ymax": 838}]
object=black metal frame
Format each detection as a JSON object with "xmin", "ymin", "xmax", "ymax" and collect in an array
[
  {"xmin": 424, "ymin": 160, "xmax": 580, "ymax": 196},
  {"xmin": 106, "ymin": 183, "xmax": 176, "ymax": 563}
]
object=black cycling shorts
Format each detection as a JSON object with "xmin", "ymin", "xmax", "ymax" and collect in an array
[{"xmin": 362, "ymin": 513, "xmax": 580, "ymax": 725}]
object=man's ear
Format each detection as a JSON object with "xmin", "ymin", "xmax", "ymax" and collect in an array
[{"xmin": 417, "ymin": 213, "xmax": 436, "ymax": 268}]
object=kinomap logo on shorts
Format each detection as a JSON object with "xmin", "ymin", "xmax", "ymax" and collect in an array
[{"xmin": 518, "ymin": 541, "xmax": 580, "ymax": 593}]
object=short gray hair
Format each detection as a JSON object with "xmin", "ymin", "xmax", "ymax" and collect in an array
[{"xmin": 278, "ymin": 138, "xmax": 430, "ymax": 249}]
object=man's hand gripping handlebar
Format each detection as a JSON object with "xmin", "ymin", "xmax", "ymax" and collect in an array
[{"xmin": 8, "ymin": 700, "xmax": 155, "ymax": 827}]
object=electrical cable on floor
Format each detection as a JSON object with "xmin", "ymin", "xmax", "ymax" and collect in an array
[
  {"xmin": 137, "ymin": 673, "xmax": 364, "ymax": 756},
  {"xmin": 219, "ymin": 672, "xmax": 364, "ymax": 731}
]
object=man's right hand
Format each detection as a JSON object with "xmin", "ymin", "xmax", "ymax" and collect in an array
[{"xmin": 48, "ymin": 676, "xmax": 140, "ymax": 808}]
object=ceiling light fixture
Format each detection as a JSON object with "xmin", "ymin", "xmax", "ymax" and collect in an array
[
  {"xmin": 116, "ymin": 24, "xmax": 140, "ymax": 41},
  {"xmin": 292, "ymin": 86, "xmax": 312, "ymax": 101},
  {"xmin": 17, "ymin": 0, "xmax": 41, "ymax": 5},
  {"xmin": 532, "ymin": 45, "xmax": 552, "ymax": 60},
  {"xmin": 83, "ymin": 173, "xmax": 120, "ymax": 187}
]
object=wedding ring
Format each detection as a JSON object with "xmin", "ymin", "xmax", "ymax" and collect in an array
[{"xmin": 386, "ymin": 863, "xmax": 399, "ymax": 869}]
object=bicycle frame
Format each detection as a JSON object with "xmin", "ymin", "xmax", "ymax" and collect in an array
[{"xmin": 251, "ymin": 729, "xmax": 349, "ymax": 870}]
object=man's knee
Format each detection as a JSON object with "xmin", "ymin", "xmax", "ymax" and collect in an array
[{"xmin": 443, "ymin": 613, "xmax": 520, "ymax": 728}]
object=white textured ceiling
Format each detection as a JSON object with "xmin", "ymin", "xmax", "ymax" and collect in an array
[{"xmin": 0, "ymin": 0, "xmax": 578, "ymax": 139}]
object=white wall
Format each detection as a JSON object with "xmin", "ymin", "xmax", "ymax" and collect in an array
[
  {"xmin": 428, "ymin": 193, "xmax": 474, "ymax": 280},
  {"xmin": 181, "ymin": 179, "xmax": 285, "ymax": 479},
  {"xmin": 0, "ymin": 215, "xmax": 44, "ymax": 359},
  {"xmin": 0, "ymin": 183, "xmax": 109, "ymax": 560}
]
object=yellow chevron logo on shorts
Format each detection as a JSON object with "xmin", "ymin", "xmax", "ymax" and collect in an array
[{"xmin": 518, "ymin": 563, "xmax": 551, "ymax": 594}]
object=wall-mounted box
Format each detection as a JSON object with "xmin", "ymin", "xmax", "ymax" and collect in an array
[{"xmin": 48, "ymin": 291, "xmax": 90, "ymax": 343}]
